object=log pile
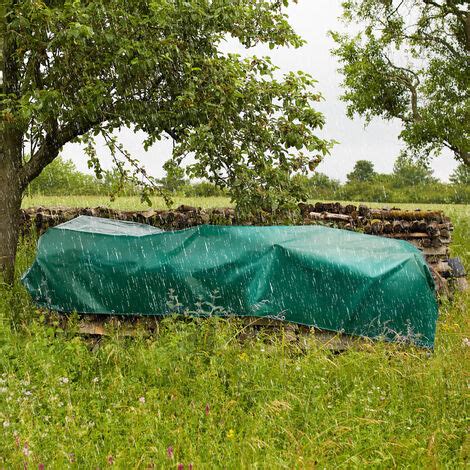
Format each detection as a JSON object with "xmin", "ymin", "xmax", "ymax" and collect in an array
[
  {"xmin": 20, "ymin": 202, "xmax": 466, "ymax": 293},
  {"xmin": 299, "ymin": 203, "xmax": 463, "ymax": 293}
]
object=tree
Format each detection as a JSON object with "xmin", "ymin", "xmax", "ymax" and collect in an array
[
  {"xmin": 27, "ymin": 156, "xmax": 98, "ymax": 195},
  {"xmin": 331, "ymin": 0, "xmax": 470, "ymax": 166},
  {"xmin": 392, "ymin": 153, "xmax": 436, "ymax": 187},
  {"xmin": 308, "ymin": 172, "xmax": 340, "ymax": 191},
  {"xmin": 1, "ymin": 1, "xmax": 332, "ymax": 282},
  {"xmin": 450, "ymin": 163, "xmax": 470, "ymax": 185},
  {"xmin": 159, "ymin": 160, "xmax": 187, "ymax": 194},
  {"xmin": 346, "ymin": 160, "xmax": 376, "ymax": 183}
]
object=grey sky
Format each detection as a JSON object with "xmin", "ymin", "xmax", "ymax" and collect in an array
[{"xmin": 62, "ymin": 0, "xmax": 457, "ymax": 182}]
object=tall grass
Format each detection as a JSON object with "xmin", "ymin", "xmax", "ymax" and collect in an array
[{"xmin": 1, "ymin": 201, "xmax": 469, "ymax": 468}]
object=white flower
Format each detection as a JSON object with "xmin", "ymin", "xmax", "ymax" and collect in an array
[
  {"xmin": 0, "ymin": 387, "xmax": 7, "ymax": 393},
  {"xmin": 462, "ymin": 338, "xmax": 470, "ymax": 348},
  {"xmin": 22, "ymin": 444, "xmax": 31, "ymax": 457},
  {"xmin": 3, "ymin": 421, "xmax": 10, "ymax": 428},
  {"xmin": 23, "ymin": 390, "xmax": 32, "ymax": 396},
  {"xmin": 92, "ymin": 377, "xmax": 99, "ymax": 383},
  {"xmin": 139, "ymin": 396, "xmax": 146, "ymax": 404},
  {"xmin": 59, "ymin": 377, "xmax": 69, "ymax": 384}
]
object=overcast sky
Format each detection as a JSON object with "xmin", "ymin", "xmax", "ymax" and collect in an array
[{"xmin": 62, "ymin": 0, "xmax": 457, "ymax": 182}]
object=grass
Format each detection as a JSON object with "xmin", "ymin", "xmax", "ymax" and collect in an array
[
  {"xmin": 22, "ymin": 195, "xmax": 233, "ymax": 211},
  {"xmin": 2, "ymin": 198, "xmax": 469, "ymax": 468}
]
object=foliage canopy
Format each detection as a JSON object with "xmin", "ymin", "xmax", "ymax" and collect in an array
[
  {"xmin": 346, "ymin": 159, "xmax": 376, "ymax": 183},
  {"xmin": 331, "ymin": 0, "xmax": 470, "ymax": 166},
  {"xmin": 3, "ymin": 0, "xmax": 331, "ymax": 213}
]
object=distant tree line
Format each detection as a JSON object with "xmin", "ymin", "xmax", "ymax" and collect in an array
[
  {"xmin": 27, "ymin": 156, "xmax": 469, "ymax": 204},
  {"xmin": 295, "ymin": 156, "xmax": 470, "ymax": 204},
  {"xmin": 26, "ymin": 157, "xmax": 228, "ymax": 198}
]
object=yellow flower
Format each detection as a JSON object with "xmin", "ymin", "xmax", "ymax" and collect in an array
[{"xmin": 226, "ymin": 429, "xmax": 235, "ymax": 439}]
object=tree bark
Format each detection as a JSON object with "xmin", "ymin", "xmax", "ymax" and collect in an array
[{"xmin": 0, "ymin": 126, "xmax": 23, "ymax": 284}]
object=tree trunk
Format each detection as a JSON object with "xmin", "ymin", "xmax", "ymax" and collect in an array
[
  {"xmin": 1, "ymin": 0, "xmax": 24, "ymax": 284},
  {"xmin": 0, "ymin": 128, "xmax": 24, "ymax": 284}
]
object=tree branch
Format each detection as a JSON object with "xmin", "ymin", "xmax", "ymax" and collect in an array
[
  {"xmin": 443, "ymin": 141, "xmax": 470, "ymax": 166},
  {"xmin": 20, "ymin": 118, "xmax": 103, "ymax": 187},
  {"xmin": 404, "ymin": 32, "xmax": 460, "ymax": 57},
  {"xmin": 383, "ymin": 55, "xmax": 421, "ymax": 121}
]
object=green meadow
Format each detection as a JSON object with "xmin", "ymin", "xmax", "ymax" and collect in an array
[{"xmin": 1, "ymin": 198, "xmax": 469, "ymax": 468}]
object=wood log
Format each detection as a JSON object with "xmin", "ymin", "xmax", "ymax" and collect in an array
[
  {"xmin": 386, "ymin": 232, "xmax": 430, "ymax": 239},
  {"xmin": 392, "ymin": 220, "xmax": 404, "ymax": 233},
  {"xmin": 426, "ymin": 221, "xmax": 441, "ymax": 237},
  {"xmin": 383, "ymin": 221, "xmax": 393, "ymax": 233},
  {"xmin": 421, "ymin": 246, "xmax": 450, "ymax": 257},
  {"xmin": 439, "ymin": 228, "xmax": 450, "ymax": 238},
  {"xmin": 369, "ymin": 209, "xmax": 444, "ymax": 222},
  {"xmin": 308, "ymin": 212, "xmax": 323, "ymax": 220},
  {"xmin": 344, "ymin": 204, "xmax": 357, "ymax": 214},
  {"xmin": 358, "ymin": 205, "xmax": 370, "ymax": 217},
  {"xmin": 370, "ymin": 219, "xmax": 383, "ymax": 234},
  {"xmin": 324, "ymin": 213, "xmax": 352, "ymax": 223}
]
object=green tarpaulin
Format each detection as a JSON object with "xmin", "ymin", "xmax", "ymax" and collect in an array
[{"xmin": 22, "ymin": 216, "xmax": 438, "ymax": 347}]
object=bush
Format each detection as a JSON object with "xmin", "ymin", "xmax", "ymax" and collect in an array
[
  {"xmin": 184, "ymin": 182, "xmax": 228, "ymax": 197},
  {"xmin": 27, "ymin": 158, "xmax": 104, "ymax": 196}
]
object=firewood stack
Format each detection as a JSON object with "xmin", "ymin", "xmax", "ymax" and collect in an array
[
  {"xmin": 298, "ymin": 203, "xmax": 465, "ymax": 293},
  {"xmin": 20, "ymin": 202, "xmax": 466, "ymax": 293}
]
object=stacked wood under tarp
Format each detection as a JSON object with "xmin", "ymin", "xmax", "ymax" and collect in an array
[
  {"xmin": 20, "ymin": 202, "xmax": 467, "ymax": 293},
  {"xmin": 299, "ymin": 202, "xmax": 466, "ymax": 293}
]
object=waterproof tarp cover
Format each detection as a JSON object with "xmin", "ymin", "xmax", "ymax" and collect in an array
[{"xmin": 22, "ymin": 216, "xmax": 438, "ymax": 347}]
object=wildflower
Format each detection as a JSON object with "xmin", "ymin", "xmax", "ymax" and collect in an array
[
  {"xmin": 205, "ymin": 404, "xmax": 210, "ymax": 416},
  {"xmin": 23, "ymin": 442, "xmax": 31, "ymax": 457},
  {"xmin": 226, "ymin": 429, "xmax": 235, "ymax": 439},
  {"xmin": 24, "ymin": 390, "xmax": 32, "ymax": 396},
  {"xmin": 139, "ymin": 396, "xmax": 146, "ymax": 404},
  {"xmin": 189, "ymin": 464, "xmax": 193, "ymax": 470},
  {"xmin": 462, "ymin": 338, "xmax": 470, "ymax": 348},
  {"xmin": 59, "ymin": 377, "xmax": 69, "ymax": 385},
  {"xmin": 107, "ymin": 455, "xmax": 114, "ymax": 465},
  {"xmin": 0, "ymin": 387, "xmax": 8, "ymax": 393},
  {"xmin": 177, "ymin": 464, "xmax": 184, "ymax": 470},
  {"xmin": 38, "ymin": 464, "xmax": 45, "ymax": 470},
  {"xmin": 69, "ymin": 453, "xmax": 76, "ymax": 463},
  {"xmin": 167, "ymin": 446, "xmax": 174, "ymax": 459},
  {"xmin": 92, "ymin": 377, "xmax": 99, "ymax": 383},
  {"xmin": 3, "ymin": 420, "xmax": 10, "ymax": 428}
]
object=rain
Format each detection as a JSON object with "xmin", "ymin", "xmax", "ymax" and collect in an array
[{"xmin": 1, "ymin": 0, "xmax": 468, "ymax": 467}]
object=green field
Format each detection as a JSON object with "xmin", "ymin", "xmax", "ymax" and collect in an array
[
  {"xmin": 22, "ymin": 194, "xmax": 470, "ymax": 215},
  {"xmin": 2, "ymin": 198, "xmax": 469, "ymax": 468}
]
